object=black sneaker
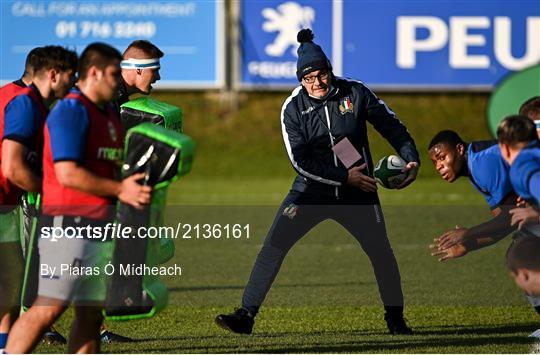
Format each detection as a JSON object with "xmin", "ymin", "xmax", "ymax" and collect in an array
[
  {"xmin": 384, "ymin": 313, "xmax": 413, "ymax": 335},
  {"xmin": 100, "ymin": 330, "xmax": 133, "ymax": 343},
  {"xmin": 42, "ymin": 328, "xmax": 67, "ymax": 344},
  {"xmin": 215, "ymin": 308, "xmax": 254, "ymax": 334}
]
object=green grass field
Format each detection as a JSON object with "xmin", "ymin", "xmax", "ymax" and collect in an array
[
  {"xmin": 33, "ymin": 92, "xmax": 539, "ymax": 353},
  {"xmin": 34, "ymin": 177, "xmax": 539, "ymax": 353}
]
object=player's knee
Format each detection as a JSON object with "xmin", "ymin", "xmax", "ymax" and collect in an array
[{"xmin": 28, "ymin": 304, "xmax": 65, "ymax": 324}]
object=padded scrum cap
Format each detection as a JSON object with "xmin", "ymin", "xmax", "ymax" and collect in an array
[{"xmin": 120, "ymin": 97, "xmax": 183, "ymax": 133}]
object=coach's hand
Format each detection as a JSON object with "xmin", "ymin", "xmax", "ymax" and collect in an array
[
  {"xmin": 430, "ymin": 243, "xmax": 468, "ymax": 262},
  {"xmin": 435, "ymin": 225, "xmax": 468, "ymax": 250},
  {"xmin": 510, "ymin": 206, "xmax": 540, "ymax": 230},
  {"xmin": 347, "ymin": 164, "xmax": 377, "ymax": 192},
  {"xmin": 395, "ymin": 162, "xmax": 419, "ymax": 189},
  {"xmin": 118, "ymin": 172, "xmax": 153, "ymax": 209}
]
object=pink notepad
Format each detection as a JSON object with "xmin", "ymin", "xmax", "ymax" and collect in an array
[{"xmin": 332, "ymin": 137, "xmax": 362, "ymax": 168}]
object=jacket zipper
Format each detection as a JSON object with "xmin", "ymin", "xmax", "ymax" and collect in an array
[{"xmin": 324, "ymin": 103, "xmax": 339, "ymax": 199}]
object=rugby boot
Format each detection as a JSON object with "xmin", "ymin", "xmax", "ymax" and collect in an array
[
  {"xmin": 100, "ymin": 328, "xmax": 133, "ymax": 343},
  {"xmin": 384, "ymin": 313, "xmax": 414, "ymax": 335},
  {"xmin": 215, "ymin": 308, "xmax": 254, "ymax": 335},
  {"xmin": 42, "ymin": 327, "xmax": 67, "ymax": 344}
]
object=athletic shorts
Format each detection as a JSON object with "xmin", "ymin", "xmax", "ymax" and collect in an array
[
  {"xmin": 37, "ymin": 215, "xmax": 113, "ymax": 303},
  {"xmin": 0, "ymin": 207, "xmax": 20, "ymax": 243}
]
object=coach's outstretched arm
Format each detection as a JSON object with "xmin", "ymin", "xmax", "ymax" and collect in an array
[{"xmin": 361, "ymin": 83, "xmax": 420, "ymax": 189}]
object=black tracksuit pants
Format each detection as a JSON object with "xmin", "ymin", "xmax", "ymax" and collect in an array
[{"xmin": 241, "ymin": 189, "xmax": 404, "ymax": 316}]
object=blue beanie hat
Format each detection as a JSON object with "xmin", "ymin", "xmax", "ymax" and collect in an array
[{"xmin": 296, "ymin": 29, "xmax": 332, "ymax": 81}]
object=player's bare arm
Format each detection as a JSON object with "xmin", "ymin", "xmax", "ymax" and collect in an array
[
  {"xmin": 1, "ymin": 139, "xmax": 41, "ymax": 193},
  {"xmin": 435, "ymin": 193, "xmax": 517, "ymax": 250}
]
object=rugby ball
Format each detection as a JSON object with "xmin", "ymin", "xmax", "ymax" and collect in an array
[{"xmin": 373, "ymin": 155, "xmax": 407, "ymax": 189}]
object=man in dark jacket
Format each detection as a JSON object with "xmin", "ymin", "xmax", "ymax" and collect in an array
[{"xmin": 215, "ymin": 29, "xmax": 419, "ymax": 335}]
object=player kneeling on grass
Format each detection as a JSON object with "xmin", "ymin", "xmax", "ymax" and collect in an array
[
  {"xmin": 428, "ymin": 114, "xmax": 540, "ymax": 337},
  {"xmin": 4, "ymin": 43, "xmax": 152, "ymax": 354},
  {"xmin": 497, "ymin": 113, "xmax": 540, "ymax": 337},
  {"xmin": 429, "ymin": 99, "xmax": 540, "ymax": 260},
  {"xmin": 215, "ymin": 29, "xmax": 419, "ymax": 336},
  {"xmin": 428, "ymin": 130, "xmax": 519, "ymax": 260}
]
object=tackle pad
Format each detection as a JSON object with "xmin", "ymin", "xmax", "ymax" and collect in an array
[{"xmin": 105, "ymin": 105, "xmax": 194, "ymax": 320}]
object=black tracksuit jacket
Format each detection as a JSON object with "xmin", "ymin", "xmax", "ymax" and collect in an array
[{"xmin": 280, "ymin": 76, "xmax": 420, "ymax": 200}]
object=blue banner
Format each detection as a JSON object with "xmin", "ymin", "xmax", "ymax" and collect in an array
[
  {"xmin": 240, "ymin": 0, "xmax": 334, "ymax": 87},
  {"xmin": 1, "ymin": 1, "xmax": 224, "ymax": 88},
  {"xmin": 240, "ymin": 0, "xmax": 540, "ymax": 90}
]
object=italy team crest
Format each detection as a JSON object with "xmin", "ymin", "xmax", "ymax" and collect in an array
[{"xmin": 339, "ymin": 97, "xmax": 354, "ymax": 114}]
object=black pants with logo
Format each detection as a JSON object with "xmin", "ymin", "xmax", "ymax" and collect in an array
[{"xmin": 241, "ymin": 190, "xmax": 404, "ymax": 316}]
